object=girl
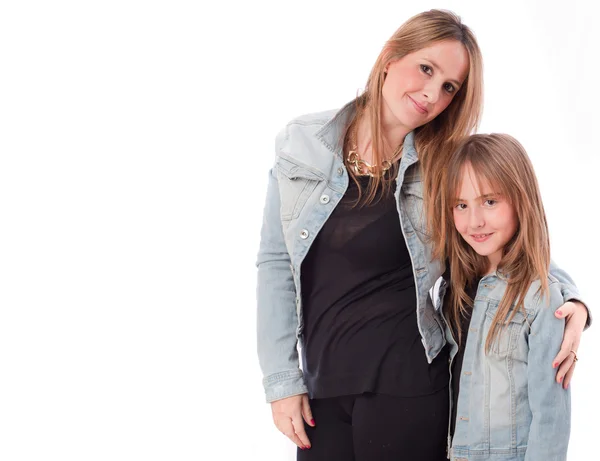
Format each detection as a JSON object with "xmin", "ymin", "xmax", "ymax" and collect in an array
[
  {"xmin": 439, "ymin": 134, "xmax": 572, "ymax": 460},
  {"xmin": 256, "ymin": 10, "xmax": 587, "ymax": 461}
]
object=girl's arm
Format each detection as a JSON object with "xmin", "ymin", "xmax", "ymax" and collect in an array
[{"xmin": 525, "ymin": 281, "xmax": 571, "ymax": 461}]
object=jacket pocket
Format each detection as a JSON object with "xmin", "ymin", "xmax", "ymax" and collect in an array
[
  {"xmin": 484, "ymin": 305, "xmax": 528, "ymax": 355},
  {"xmin": 275, "ymin": 157, "xmax": 323, "ymax": 221}
]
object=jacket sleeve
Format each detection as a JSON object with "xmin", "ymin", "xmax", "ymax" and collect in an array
[
  {"xmin": 549, "ymin": 259, "xmax": 591, "ymax": 329},
  {"xmin": 525, "ymin": 282, "xmax": 571, "ymax": 461},
  {"xmin": 256, "ymin": 149, "xmax": 307, "ymax": 403}
]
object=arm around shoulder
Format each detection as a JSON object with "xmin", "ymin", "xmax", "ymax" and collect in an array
[{"xmin": 549, "ymin": 259, "xmax": 591, "ymax": 329}]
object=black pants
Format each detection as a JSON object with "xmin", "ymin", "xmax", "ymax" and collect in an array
[{"xmin": 297, "ymin": 386, "xmax": 449, "ymax": 461}]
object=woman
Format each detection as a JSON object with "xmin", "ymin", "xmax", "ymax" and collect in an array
[{"xmin": 256, "ymin": 9, "xmax": 588, "ymax": 461}]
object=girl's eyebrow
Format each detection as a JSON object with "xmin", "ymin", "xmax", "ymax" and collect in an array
[{"xmin": 455, "ymin": 193, "xmax": 501, "ymax": 201}]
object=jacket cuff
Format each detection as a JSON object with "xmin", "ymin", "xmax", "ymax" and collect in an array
[
  {"xmin": 263, "ymin": 369, "xmax": 308, "ymax": 403},
  {"xmin": 562, "ymin": 291, "xmax": 592, "ymax": 330}
]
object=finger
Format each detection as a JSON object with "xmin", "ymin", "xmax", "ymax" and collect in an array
[
  {"xmin": 555, "ymin": 352, "xmax": 575, "ymax": 385},
  {"xmin": 563, "ymin": 360, "xmax": 577, "ymax": 389},
  {"xmin": 301, "ymin": 395, "xmax": 315, "ymax": 427},
  {"xmin": 554, "ymin": 301, "xmax": 575, "ymax": 319},
  {"xmin": 552, "ymin": 332, "xmax": 575, "ymax": 369},
  {"xmin": 277, "ymin": 418, "xmax": 307, "ymax": 449},
  {"xmin": 292, "ymin": 414, "xmax": 312, "ymax": 449}
]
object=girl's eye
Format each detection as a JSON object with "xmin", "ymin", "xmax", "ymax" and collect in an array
[
  {"xmin": 455, "ymin": 203, "xmax": 467, "ymax": 210},
  {"xmin": 484, "ymin": 199, "xmax": 497, "ymax": 206},
  {"xmin": 420, "ymin": 64, "xmax": 432, "ymax": 75},
  {"xmin": 444, "ymin": 82, "xmax": 455, "ymax": 93}
]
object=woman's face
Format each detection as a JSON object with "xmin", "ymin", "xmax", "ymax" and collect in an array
[{"xmin": 381, "ymin": 40, "xmax": 469, "ymax": 131}]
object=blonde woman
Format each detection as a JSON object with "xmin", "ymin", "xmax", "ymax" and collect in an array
[
  {"xmin": 438, "ymin": 134, "xmax": 574, "ymax": 460},
  {"xmin": 256, "ymin": 10, "xmax": 588, "ymax": 460}
]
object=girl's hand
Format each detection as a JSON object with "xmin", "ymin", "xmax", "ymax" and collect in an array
[
  {"xmin": 553, "ymin": 301, "xmax": 588, "ymax": 389},
  {"xmin": 271, "ymin": 393, "xmax": 315, "ymax": 450}
]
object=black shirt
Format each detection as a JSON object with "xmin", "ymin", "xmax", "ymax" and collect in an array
[{"xmin": 300, "ymin": 175, "xmax": 449, "ymax": 399}]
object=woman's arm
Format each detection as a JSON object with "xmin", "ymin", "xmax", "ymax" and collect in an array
[
  {"xmin": 256, "ymin": 165, "xmax": 307, "ymax": 403},
  {"xmin": 549, "ymin": 260, "xmax": 590, "ymax": 388},
  {"xmin": 549, "ymin": 259, "xmax": 590, "ymax": 327},
  {"xmin": 525, "ymin": 282, "xmax": 571, "ymax": 461}
]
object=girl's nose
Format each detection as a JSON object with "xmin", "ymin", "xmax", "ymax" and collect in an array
[{"xmin": 469, "ymin": 209, "xmax": 484, "ymax": 229}]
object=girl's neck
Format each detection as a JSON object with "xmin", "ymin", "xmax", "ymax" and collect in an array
[
  {"xmin": 485, "ymin": 252, "xmax": 503, "ymax": 276},
  {"xmin": 483, "ymin": 266, "xmax": 497, "ymax": 277}
]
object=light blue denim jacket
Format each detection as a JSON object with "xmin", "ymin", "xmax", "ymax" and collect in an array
[
  {"xmin": 438, "ymin": 273, "xmax": 570, "ymax": 461},
  {"xmin": 256, "ymin": 100, "xmax": 584, "ymax": 403}
]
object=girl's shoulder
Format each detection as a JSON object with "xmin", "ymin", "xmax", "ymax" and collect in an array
[{"xmin": 523, "ymin": 275, "xmax": 563, "ymax": 312}]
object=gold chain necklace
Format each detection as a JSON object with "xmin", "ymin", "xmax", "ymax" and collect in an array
[{"xmin": 346, "ymin": 125, "xmax": 403, "ymax": 178}]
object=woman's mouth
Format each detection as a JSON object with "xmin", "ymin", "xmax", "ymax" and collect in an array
[{"xmin": 408, "ymin": 95, "xmax": 428, "ymax": 114}]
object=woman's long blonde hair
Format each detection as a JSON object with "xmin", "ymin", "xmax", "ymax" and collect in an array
[
  {"xmin": 347, "ymin": 9, "xmax": 483, "ymax": 207},
  {"xmin": 440, "ymin": 134, "xmax": 551, "ymax": 351}
]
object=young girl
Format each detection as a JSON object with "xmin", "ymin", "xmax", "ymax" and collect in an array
[{"xmin": 438, "ymin": 134, "xmax": 571, "ymax": 460}]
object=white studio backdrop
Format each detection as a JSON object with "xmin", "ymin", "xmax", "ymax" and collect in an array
[{"xmin": 0, "ymin": 1, "xmax": 597, "ymax": 460}]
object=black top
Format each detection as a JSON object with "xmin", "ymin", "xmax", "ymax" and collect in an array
[
  {"xmin": 444, "ymin": 277, "xmax": 479, "ymax": 437},
  {"xmin": 300, "ymin": 175, "xmax": 449, "ymax": 399}
]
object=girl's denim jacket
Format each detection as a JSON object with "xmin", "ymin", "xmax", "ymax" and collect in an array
[
  {"xmin": 256, "ymin": 100, "xmax": 584, "ymax": 403},
  {"xmin": 438, "ymin": 274, "xmax": 571, "ymax": 461}
]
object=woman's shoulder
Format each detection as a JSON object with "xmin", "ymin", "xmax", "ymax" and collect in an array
[
  {"xmin": 285, "ymin": 107, "xmax": 340, "ymax": 128},
  {"xmin": 276, "ymin": 107, "xmax": 340, "ymax": 141},
  {"xmin": 274, "ymin": 106, "xmax": 346, "ymax": 168}
]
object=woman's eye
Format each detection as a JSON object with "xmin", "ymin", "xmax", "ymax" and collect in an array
[
  {"xmin": 420, "ymin": 64, "xmax": 432, "ymax": 75},
  {"xmin": 455, "ymin": 203, "xmax": 466, "ymax": 210},
  {"xmin": 444, "ymin": 83, "xmax": 455, "ymax": 93},
  {"xmin": 484, "ymin": 199, "xmax": 497, "ymax": 206}
]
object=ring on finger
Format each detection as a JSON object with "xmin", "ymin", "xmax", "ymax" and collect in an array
[{"xmin": 569, "ymin": 350, "xmax": 578, "ymax": 362}]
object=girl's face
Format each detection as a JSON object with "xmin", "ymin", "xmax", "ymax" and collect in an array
[
  {"xmin": 453, "ymin": 164, "xmax": 518, "ymax": 271},
  {"xmin": 381, "ymin": 39, "xmax": 469, "ymax": 132}
]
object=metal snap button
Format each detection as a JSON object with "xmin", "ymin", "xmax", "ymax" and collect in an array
[
  {"xmin": 337, "ymin": 167, "xmax": 344, "ymax": 176},
  {"xmin": 320, "ymin": 194, "xmax": 330, "ymax": 204},
  {"xmin": 300, "ymin": 229, "xmax": 309, "ymax": 239}
]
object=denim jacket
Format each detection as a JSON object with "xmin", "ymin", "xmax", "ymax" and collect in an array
[
  {"xmin": 256, "ymin": 100, "xmax": 584, "ymax": 403},
  {"xmin": 439, "ymin": 273, "xmax": 570, "ymax": 461}
]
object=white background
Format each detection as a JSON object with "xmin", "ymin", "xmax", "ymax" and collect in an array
[{"xmin": 0, "ymin": 0, "xmax": 598, "ymax": 460}]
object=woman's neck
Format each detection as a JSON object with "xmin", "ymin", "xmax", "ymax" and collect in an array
[{"xmin": 355, "ymin": 108, "xmax": 409, "ymax": 162}]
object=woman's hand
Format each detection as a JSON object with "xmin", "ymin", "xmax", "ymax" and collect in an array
[
  {"xmin": 271, "ymin": 393, "xmax": 315, "ymax": 450},
  {"xmin": 553, "ymin": 301, "xmax": 588, "ymax": 389}
]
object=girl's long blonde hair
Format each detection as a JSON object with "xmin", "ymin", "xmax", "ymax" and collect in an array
[
  {"xmin": 439, "ymin": 134, "xmax": 551, "ymax": 351},
  {"xmin": 347, "ymin": 9, "xmax": 483, "ymax": 207}
]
